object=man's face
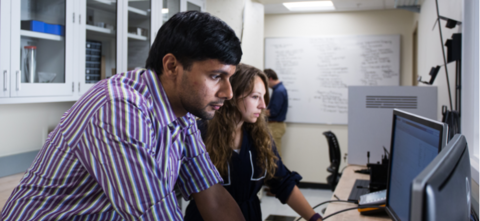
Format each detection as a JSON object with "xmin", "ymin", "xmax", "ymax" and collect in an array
[
  {"xmin": 177, "ymin": 59, "xmax": 236, "ymax": 120},
  {"xmin": 267, "ymin": 78, "xmax": 275, "ymax": 89}
]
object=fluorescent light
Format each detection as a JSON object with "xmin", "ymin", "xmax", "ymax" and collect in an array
[
  {"xmin": 283, "ymin": 1, "xmax": 335, "ymax": 11},
  {"xmin": 162, "ymin": 8, "xmax": 169, "ymax": 14}
]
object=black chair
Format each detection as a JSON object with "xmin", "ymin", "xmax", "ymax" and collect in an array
[{"xmin": 323, "ymin": 131, "xmax": 341, "ymax": 191}]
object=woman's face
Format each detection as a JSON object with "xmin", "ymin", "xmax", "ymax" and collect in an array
[{"xmin": 237, "ymin": 76, "xmax": 267, "ymax": 124}]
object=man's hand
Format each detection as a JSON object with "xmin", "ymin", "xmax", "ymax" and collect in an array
[{"xmin": 192, "ymin": 184, "xmax": 245, "ymax": 221}]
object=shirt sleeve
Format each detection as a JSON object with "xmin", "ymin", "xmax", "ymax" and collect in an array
[
  {"xmin": 176, "ymin": 119, "xmax": 224, "ymax": 200},
  {"xmin": 268, "ymin": 89, "xmax": 285, "ymax": 118},
  {"xmin": 74, "ymin": 98, "xmax": 183, "ymax": 220},
  {"xmin": 265, "ymin": 140, "xmax": 303, "ymax": 204}
]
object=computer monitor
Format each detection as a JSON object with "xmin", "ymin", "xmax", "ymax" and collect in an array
[
  {"xmin": 384, "ymin": 109, "xmax": 448, "ymax": 221},
  {"xmin": 410, "ymin": 134, "xmax": 471, "ymax": 221}
]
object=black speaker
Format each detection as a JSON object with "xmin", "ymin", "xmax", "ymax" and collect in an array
[{"xmin": 445, "ymin": 33, "xmax": 462, "ymax": 63}]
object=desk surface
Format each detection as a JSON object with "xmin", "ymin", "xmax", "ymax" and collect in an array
[{"xmin": 323, "ymin": 165, "xmax": 391, "ymax": 221}]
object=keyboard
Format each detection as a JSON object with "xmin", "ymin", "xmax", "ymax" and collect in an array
[
  {"xmin": 347, "ymin": 179, "xmax": 370, "ymax": 202},
  {"xmin": 359, "ymin": 189, "xmax": 387, "ymax": 205}
]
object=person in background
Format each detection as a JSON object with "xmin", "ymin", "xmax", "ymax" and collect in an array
[
  {"xmin": 264, "ymin": 68, "xmax": 288, "ymax": 157},
  {"xmin": 184, "ymin": 64, "xmax": 323, "ymax": 221},
  {"xmin": 1, "ymin": 11, "xmax": 245, "ymax": 221}
]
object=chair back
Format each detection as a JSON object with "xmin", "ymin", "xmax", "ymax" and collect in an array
[{"xmin": 323, "ymin": 131, "xmax": 341, "ymax": 191}]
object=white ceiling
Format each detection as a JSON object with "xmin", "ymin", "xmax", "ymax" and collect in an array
[{"xmin": 260, "ymin": 0, "xmax": 398, "ymax": 14}]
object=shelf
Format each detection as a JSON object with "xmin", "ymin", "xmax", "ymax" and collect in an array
[
  {"xmin": 127, "ymin": 33, "xmax": 147, "ymax": 41},
  {"xmin": 20, "ymin": 30, "xmax": 64, "ymax": 41},
  {"xmin": 128, "ymin": 6, "xmax": 148, "ymax": 16},
  {"xmin": 86, "ymin": 24, "xmax": 113, "ymax": 34},
  {"xmin": 88, "ymin": 0, "xmax": 116, "ymax": 14},
  {"xmin": 94, "ymin": 0, "xmax": 112, "ymax": 5},
  {"xmin": 88, "ymin": 1, "xmax": 148, "ymax": 17}
]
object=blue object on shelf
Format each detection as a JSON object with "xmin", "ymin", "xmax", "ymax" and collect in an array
[
  {"xmin": 44, "ymin": 23, "xmax": 65, "ymax": 36},
  {"xmin": 21, "ymin": 20, "xmax": 65, "ymax": 36},
  {"xmin": 21, "ymin": 20, "xmax": 45, "ymax": 33}
]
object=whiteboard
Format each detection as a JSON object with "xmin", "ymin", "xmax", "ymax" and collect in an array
[{"xmin": 265, "ymin": 35, "xmax": 401, "ymax": 124}]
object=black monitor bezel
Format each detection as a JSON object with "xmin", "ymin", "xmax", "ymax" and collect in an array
[{"xmin": 384, "ymin": 109, "xmax": 448, "ymax": 221}]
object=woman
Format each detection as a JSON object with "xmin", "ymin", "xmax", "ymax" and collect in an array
[{"xmin": 184, "ymin": 64, "xmax": 322, "ymax": 221}]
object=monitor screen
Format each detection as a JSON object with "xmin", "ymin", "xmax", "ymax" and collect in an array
[
  {"xmin": 410, "ymin": 134, "xmax": 471, "ymax": 221},
  {"xmin": 385, "ymin": 109, "xmax": 447, "ymax": 221}
]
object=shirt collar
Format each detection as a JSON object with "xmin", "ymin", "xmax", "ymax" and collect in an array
[
  {"xmin": 272, "ymin": 82, "xmax": 283, "ymax": 90},
  {"xmin": 142, "ymin": 68, "xmax": 196, "ymax": 130}
]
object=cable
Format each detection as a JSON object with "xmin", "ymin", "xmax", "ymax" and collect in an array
[
  {"xmin": 333, "ymin": 194, "xmax": 340, "ymax": 201},
  {"xmin": 294, "ymin": 200, "xmax": 357, "ymax": 221},
  {"xmin": 442, "ymin": 105, "xmax": 461, "ymax": 140},
  {"xmin": 323, "ymin": 206, "xmax": 385, "ymax": 220},
  {"xmin": 312, "ymin": 200, "xmax": 356, "ymax": 210}
]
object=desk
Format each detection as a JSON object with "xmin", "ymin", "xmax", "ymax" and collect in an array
[{"xmin": 323, "ymin": 165, "xmax": 390, "ymax": 221}]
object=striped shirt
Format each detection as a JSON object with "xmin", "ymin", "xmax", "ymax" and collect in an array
[{"xmin": 1, "ymin": 69, "xmax": 223, "ymax": 220}]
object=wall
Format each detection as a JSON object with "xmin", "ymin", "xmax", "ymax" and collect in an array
[
  {"xmin": 0, "ymin": 102, "xmax": 74, "ymax": 158},
  {"xmin": 265, "ymin": 9, "xmax": 416, "ymax": 183},
  {"xmin": 240, "ymin": 0, "xmax": 264, "ymax": 69},
  {"xmin": 206, "ymin": 0, "xmax": 264, "ymax": 70},
  {"xmin": 206, "ymin": 0, "xmax": 245, "ymax": 39},
  {"xmin": 415, "ymin": 0, "xmax": 462, "ymax": 121}
]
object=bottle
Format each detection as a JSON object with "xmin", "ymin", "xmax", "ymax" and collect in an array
[{"xmin": 24, "ymin": 45, "xmax": 36, "ymax": 83}]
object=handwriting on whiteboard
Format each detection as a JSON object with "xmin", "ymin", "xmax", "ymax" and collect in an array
[{"xmin": 265, "ymin": 35, "xmax": 400, "ymax": 124}]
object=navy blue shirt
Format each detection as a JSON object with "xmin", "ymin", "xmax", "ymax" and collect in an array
[
  {"xmin": 268, "ymin": 82, "xmax": 288, "ymax": 122},
  {"xmin": 184, "ymin": 121, "xmax": 302, "ymax": 221}
]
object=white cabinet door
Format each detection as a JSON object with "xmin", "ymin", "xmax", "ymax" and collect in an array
[
  {"xmin": 163, "ymin": 0, "xmax": 181, "ymax": 25},
  {"xmin": 76, "ymin": 0, "xmax": 87, "ymax": 98},
  {"xmin": 10, "ymin": 0, "xmax": 74, "ymax": 98},
  {"xmin": 150, "ymin": 0, "xmax": 162, "ymax": 45},
  {"xmin": 0, "ymin": 0, "xmax": 11, "ymax": 98},
  {"xmin": 181, "ymin": 0, "xmax": 205, "ymax": 12},
  {"xmin": 127, "ymin": 0, "xmax": 152, "ymax": 72},
  {"xmin": 78, "ymin": 0, "xmax": 120, "ymax": 97}
]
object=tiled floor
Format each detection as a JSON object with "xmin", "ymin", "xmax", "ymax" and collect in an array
[{"xmin": 259, "ymin": 188, "xmax": 333, "ymax": 220}]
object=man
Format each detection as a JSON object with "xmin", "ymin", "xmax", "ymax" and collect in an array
[
  {"xmin": 1, "ymin": 12, "xmax": 245, "ymax": 221},
  {"xmin": 265, "ymin": 69, "xmax": 288, "ymax": 156}
]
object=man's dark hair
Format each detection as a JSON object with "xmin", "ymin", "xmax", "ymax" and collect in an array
[
  {"xmin": 145, "ymin": 11, "xmax": 242, "ymax": 74},
  {"xmin": 263, "ymin": 69, "xmax": 278, "ymax": 80}
]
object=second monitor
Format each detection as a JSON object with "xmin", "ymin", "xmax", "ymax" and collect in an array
[
  {"xmin": 410, "ymin": 134, "xmax": 471, "ymax": 221},
  {"xmin": 384, "ymin": 109, "xmax": 448, "ymax": 221}
]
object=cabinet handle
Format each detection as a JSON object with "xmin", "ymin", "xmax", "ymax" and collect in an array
[
  {"xmin": 73, "ymin": 13, "xmax": 75, "ymax": 23},
  {"xmin": 79, "ymin": 14, "xmax": 81, "ymax": 24},
  {"xmin": 78, "ymin": 82, "xmax": 80, "ymax": 92},
  {"xmin": 72, "ymin": 82, "xmax": 74, "ymax": 92},
  {"xmin": 3, "ymin": 70, "xmax": 7, "ymax": 91},
  {"xmin": 16, "ymin": 70, "xmax": 21, "ymax": 91}
]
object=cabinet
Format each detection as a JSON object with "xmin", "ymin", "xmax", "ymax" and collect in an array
[
  {"xmin": 75, "ymin": 0, "xmax": 120, "ymax": 97},
  {"xmin": 0, "ymin": 0, "xmax": 11, "ymax": 98},
  {"xmin": 0, "ymin": 0, "xmax": 204, "ymax": 104},
  {"xmin": 182, "ymin": 0, "xmax": 204, "ymax": 12},
  {"xmin": 0, "ymin": 0, "xmax": 75, "ymax": 102}
]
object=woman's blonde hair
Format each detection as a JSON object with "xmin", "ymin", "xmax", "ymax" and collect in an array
[{"xmin": 205, "ymin": 63, "xmax": 278, "ymax": 180}]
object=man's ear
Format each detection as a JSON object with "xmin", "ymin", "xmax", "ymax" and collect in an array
[{"xmin": 162, "ymin": 53, "xmax": 180, "ymax": 79}]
